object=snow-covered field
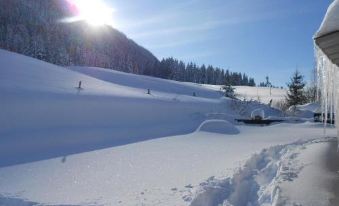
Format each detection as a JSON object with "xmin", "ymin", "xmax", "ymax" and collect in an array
[
  {"xmin": 201, "ymin": 84, "xmax": 286, "ymax": 104},
  {"xmin": 0, "ymin": 49, "xmax": 337, "ymax": 206},
  {"xmin": 0, "ymin": 123, "xmax": 336, "ymax": 206},
  {"xmin": 233, "ymin": 86, "xmax": 286, "ymax": 104}
]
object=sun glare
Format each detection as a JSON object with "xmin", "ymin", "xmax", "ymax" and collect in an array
[{"xmin": 68, "ymin": 0, "xmax": 114, "ymax": 26}]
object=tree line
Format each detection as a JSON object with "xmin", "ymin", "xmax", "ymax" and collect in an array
[{"xmin": 144, "ymin": 57, "xmax": 256, "ymax": 86}]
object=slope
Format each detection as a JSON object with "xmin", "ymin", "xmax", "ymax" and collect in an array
[{"xmin": 0, "ymin": 49, "xmax": 233, "ymax": 167}]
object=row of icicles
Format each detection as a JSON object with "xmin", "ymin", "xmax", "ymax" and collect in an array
[{"xmin": 315, "ymin": 46, "xmax": 338, "ymax": 134}]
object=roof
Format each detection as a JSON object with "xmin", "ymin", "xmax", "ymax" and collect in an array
[
  {"xmin": 315, "ymin": 0, "xmax": 339, "ymax": 66},
  {"xmin": 315, "ymin": 31, "xmax": 339, "ymax": 66}
]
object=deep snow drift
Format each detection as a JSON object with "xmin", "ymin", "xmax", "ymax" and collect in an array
[
  {"xmin": 0, "ymin": 49, "xmax": 336, "ymax": 206},
  {"xmin": 0, "ymin": 49, "xmax": 282, "ymax": 167},
  {"xmin": 0, "ymin": 123, "xmax": 336, "ymax": 206}
]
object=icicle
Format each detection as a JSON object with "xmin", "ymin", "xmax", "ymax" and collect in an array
[{"xmin": 315, "ymin": 45, "xmax": 339, "ymax": 141}]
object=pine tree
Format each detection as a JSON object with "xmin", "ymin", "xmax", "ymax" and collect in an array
[
  {"xmin": 249, "ymin": 78, "xmax": 256, "ymax": 86},
  {"xmin": 286, "ymin": 70, "xmax": 307, "ymax": 106},
  {"xmin": 223, "ymin": 84, "xmax": 235, "ymax": 98},
  {"xmin": 265, "ymin": 76, "xmax": 271, "ymax": 87}
]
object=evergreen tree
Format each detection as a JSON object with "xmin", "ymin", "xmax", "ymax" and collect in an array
[
  {"xmin": 286, "ymin": 70, "xmax": 307, "ymax": 106},
  {"xmin": 223, "ymin": 84, "xmax": 235, "ymax": 98},
  {"xmin": 265, "ymin": 76, "xmax": 271, "ymax": 87},
  {"xmin": 248, "ymin": 78, "xmax": 256, "ymax": 86}
]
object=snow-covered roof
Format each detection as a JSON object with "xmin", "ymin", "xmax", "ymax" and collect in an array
[
  {"xmin": 315, "ymin": 0, "xmax": 339, "ymax": 39},
  {"xmin": 315, "ymin": 0, "xmax": 339, "ymax": 66}
]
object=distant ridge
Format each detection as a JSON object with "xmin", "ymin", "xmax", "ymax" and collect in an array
[{"xmin": 0, "ymin": 0, "xmax": 159, "ymax": 74}]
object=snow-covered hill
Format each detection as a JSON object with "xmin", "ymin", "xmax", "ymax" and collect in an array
[
  {"xmin": 0, "ymin": 49, "xmax": 222, "ymax": 166},
  {"xmin": 1, "ymin": 50, "xmax": 332, "ymax": 206},
  {"xmin": 69, "ymin": 66, "xmax": 223, "ymax": 99},
  {"xmin": 0, "ymin": 49, "xmax": 283, "ymax": 167}
]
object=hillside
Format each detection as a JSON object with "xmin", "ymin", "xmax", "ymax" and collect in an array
[
  {"xmin": 0, "ymin": 49, "xmax": 335, "ymax": 206},
  {"xmin": 0, "ymin": 49, "xmax": 283, "ymax": 167},
  {"xmin": 0, "ymin": 0, "xmax": 158, "ymax": 74}
]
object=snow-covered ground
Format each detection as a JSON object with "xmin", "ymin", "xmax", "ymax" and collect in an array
[
  {"xmin": 0, "ymin": 49, "xmax": 282, "ymax": 167},
  {"xmin": 201, "ymin": 84, "xmax": 286, "ymax": 105},
  {"xmin": 0, "ymin": 50, "xmax": 337, "ymax": 206},
  {"xmin": 0, "ymin": 123, "xmax": 336, "ymax": 206},
  {"xmin": 234, "ymin": 86, "xmax": 286, "ymax": 105}
]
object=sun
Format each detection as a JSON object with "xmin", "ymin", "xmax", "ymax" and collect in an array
[{"xmin": 67, "ymin": 0, "xmax": 114, "ymax": 26}]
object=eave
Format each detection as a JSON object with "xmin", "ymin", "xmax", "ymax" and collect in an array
[{"xmin": 315, "ymin": 31, "xmax": 339, "ymax": 66}]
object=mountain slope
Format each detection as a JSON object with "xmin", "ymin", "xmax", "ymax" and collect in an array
[
  {"xmin": 0, "ymin": 49, "xmax": 283, "ymax": 167},
  {"xmin": 0, "ymin": 49, "xmax": 225, "ymax": 167},
  {"xmin": 0, "ymin": 0, "xmax": 158, "ymax": 74}
]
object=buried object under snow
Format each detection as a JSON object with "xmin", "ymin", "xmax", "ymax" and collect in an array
[{"xmin": 236, "ymin": 109, "xmax": 284, "ymax": 125}]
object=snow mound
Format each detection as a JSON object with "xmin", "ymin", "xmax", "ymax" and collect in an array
[
  {"xmin": 286, "ymin": 103, "xmax": 320, "ymax": 118},
  {"xmin": 251, "ymin": 108, "xmax": 265, "ymax": 119},
  {"xmin": 296, "ymin": 103, "xmax": 321, "ymax": 113},
  {"xmin": 197, "ymin": 120, "xmax": 239, "ymax": 134},
  {"xmin": 315, "ymin": 0, "xmax": 339, "ymax": 38}
]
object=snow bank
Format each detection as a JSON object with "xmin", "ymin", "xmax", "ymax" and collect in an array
[
  {"xmin": 2, "ymin": 49, "xmax": 328, "ymax": 205},
  {"xmin": 296, "ymin": 102, "xmax": 321, "ymax": 113},
  {"xmin": 0, "ymin": 49, "xmax": 229, "ymax": 167},
  {"xmin": 285, "ymin": 103, "xmax": 321, "ymax": 119},
  {"xmin": 189, "ymin": 137, "xmax": 337, "ymax": 206},
  {"xmin": 197, "ymin": 120, "xmax": 239, "ymax": 134},
  {"xmin": 315, "ymin": 0, "xmax": 339, "ymax": 38},
  {"xmin": 69, "ymin": 66, "xmax": 222, "ymax": 99},
  {"xmin": 0, "ymin": 49, "xmax": 282, "ymax": 167},
  {"xmin": 0, "ymin": 123, "xmax": 335, "ymax": 206}
]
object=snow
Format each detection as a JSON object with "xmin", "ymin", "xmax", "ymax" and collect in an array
[
  {"xmin": 296, "ymin": 102, "xmax": 321, "ymax": 113},
  {"xmin": 251, "ymin": 108, "xmax": 266, "ymax": 119},
  {"xmin": 0, "ymin": 50, "xmax": 142, "ymax": 97},
  {"xmin": 234, "ymin": 86, "xmax": 286, "ymax": 104},
  {"xmin": 0, "ymin": 123, "xmax": 335, "ymax": 206},
  {"xmin": 315, "ymin": 0, "xmax": 339, "ymax": 38},
  {"xmin": 69, "ymin": 66, "xmax": 222, "ymax": 99},
  {"xmin": 314, "ymin": 0, "xmax": 339, "ymax": 133},
  {"xmin": 201, "ymin": 85, "xmax": 287, "ymax": 105},
  {"xmin": 197, "ymin": 120, "xmax": 239, "ymax": 134},
  {"xmin": 0, "ymin": 49, "xmax": 337, "ymax": 205},
  {"xmin": 285, "ymin": 103, "xmax": 321, "ymax": 119},
  {"xmin": 277, "ymin": 138, "xmax": 338, "ymax": 205},
  {"xmin": 0, "ymin": 49, "xmax": 232, "ymax": 167},
  {"xmin": 188, "ymin": 137, "xmax": 338, "ymax": 206}
]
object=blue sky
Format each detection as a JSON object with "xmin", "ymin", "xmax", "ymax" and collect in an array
[{"xmin": 107, "ymin": 0, "xmax": 332, "ymax": 86}]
